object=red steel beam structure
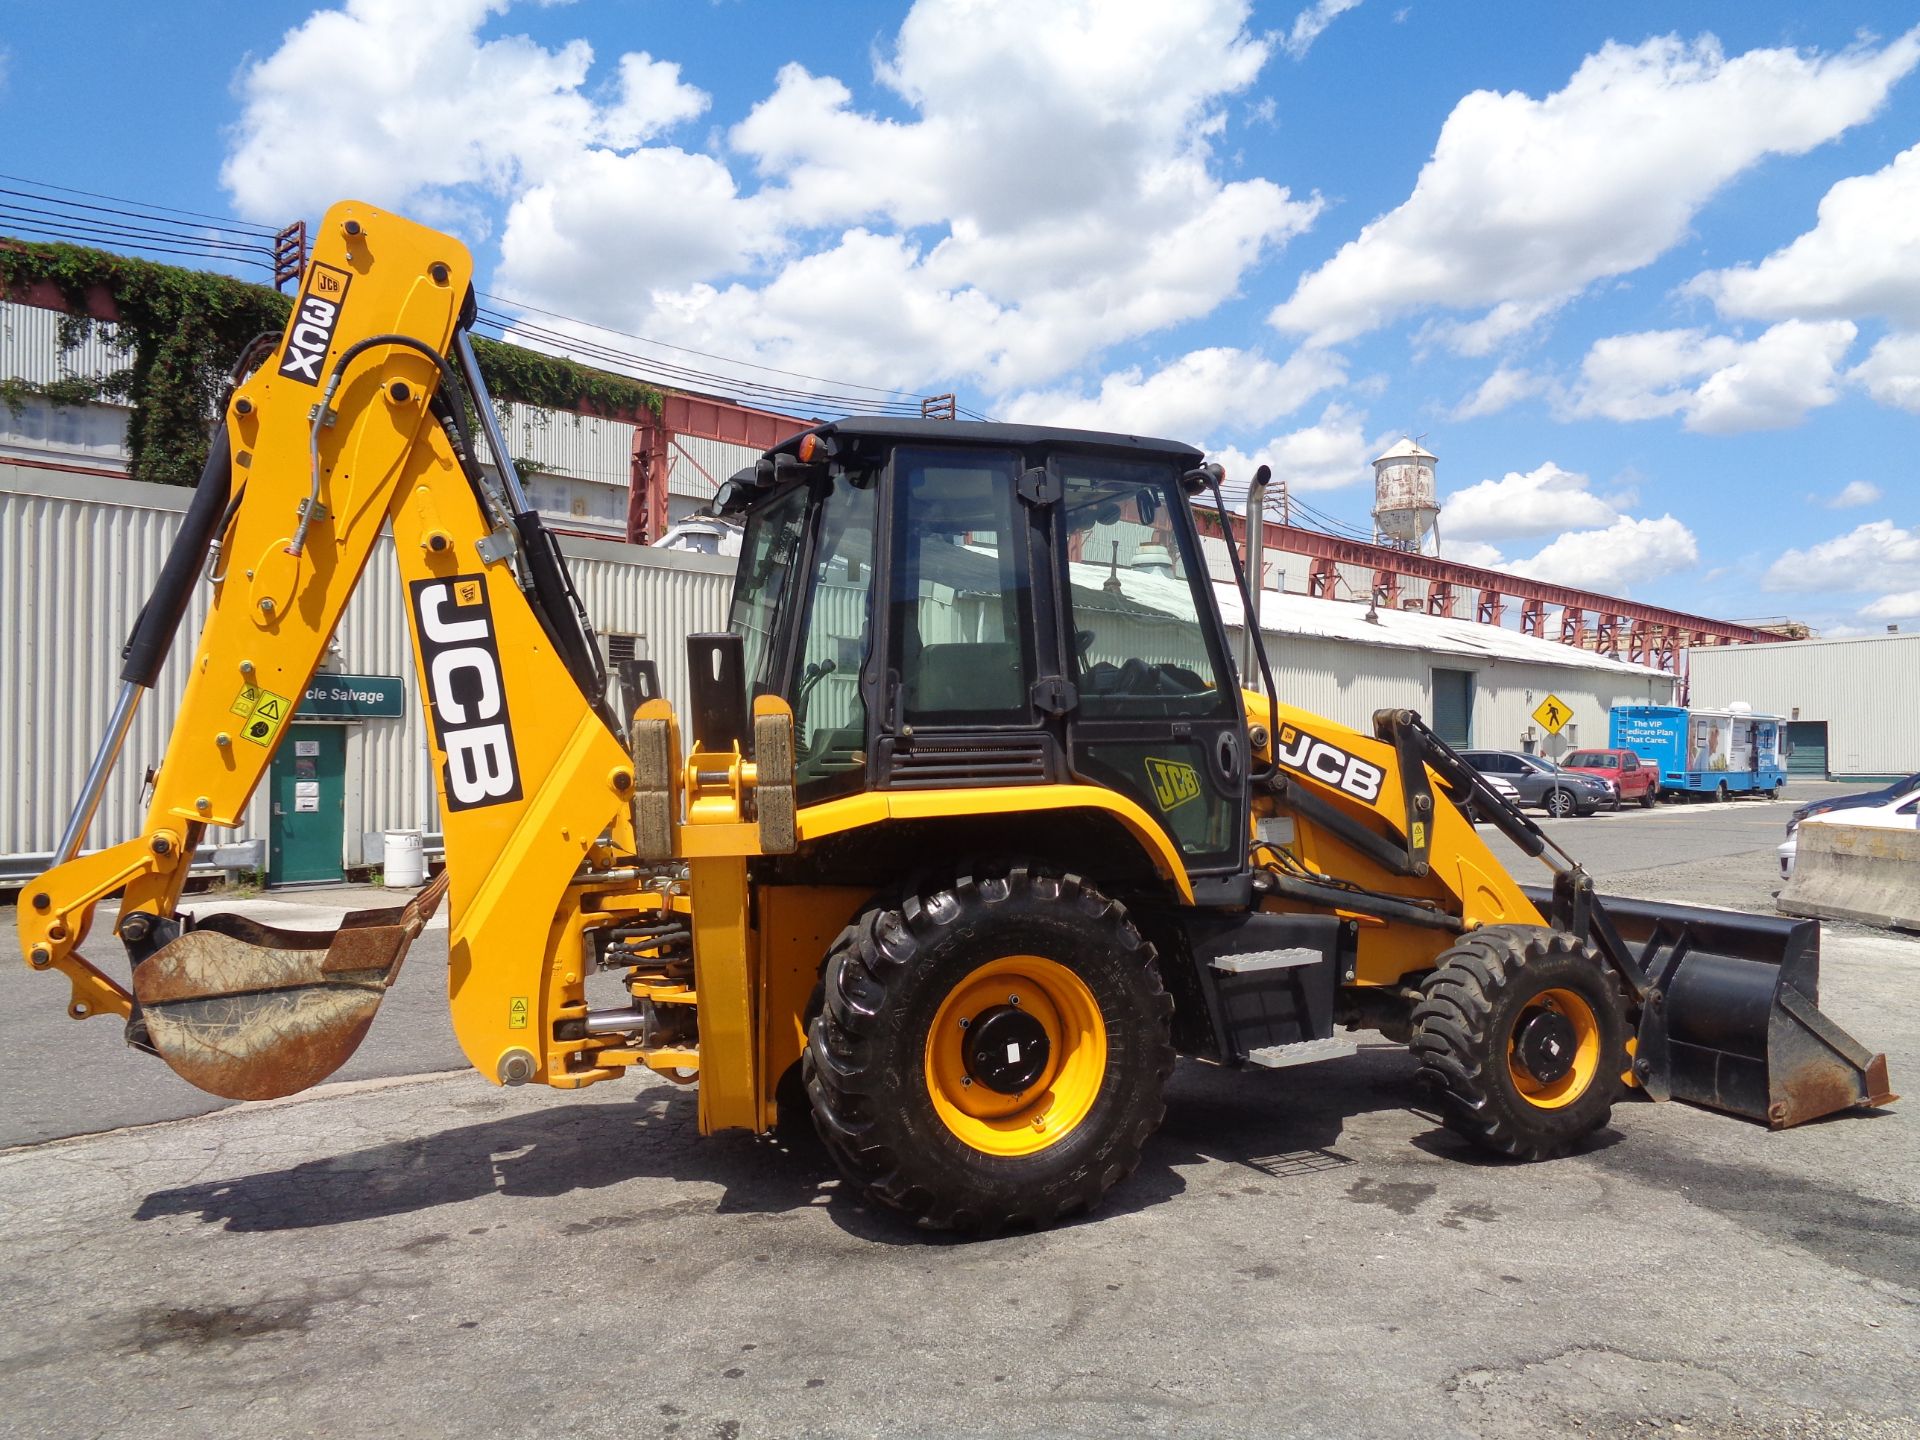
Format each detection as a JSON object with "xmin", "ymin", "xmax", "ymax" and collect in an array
[
  {"xmin": 628, "ymin": 392, "xmax": 808, "ymax": 543},
  {"xmin": 1194, "ymin": 510, "xmax": 1780, "ymax": 673}
]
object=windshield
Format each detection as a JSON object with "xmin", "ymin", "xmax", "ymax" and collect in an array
[{"xmin": 1565, "ymin": 752, "xmax": 1616, "ymax": 768}]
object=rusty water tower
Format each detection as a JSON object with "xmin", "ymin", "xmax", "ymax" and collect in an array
[{"xmin": 1371, "ymin": 437, "xmax": 1440, "ymax": 554}]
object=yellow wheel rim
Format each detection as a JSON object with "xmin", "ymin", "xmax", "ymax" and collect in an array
[
  {"xmin": 1507, "ymin": 987, "xmax": 1601, "ymax": 1110},
  {"xmin": 923, "ymin": 955, "xmax": 1107, "ymax": 1157}
]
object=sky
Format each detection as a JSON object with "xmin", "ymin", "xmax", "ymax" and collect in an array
[{"xmin": 3, "ymin": 0, "xmax": 1918, "ymax": 634}]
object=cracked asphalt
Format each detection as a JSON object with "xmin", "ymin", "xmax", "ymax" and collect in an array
[{"xmin": 1, "ymin": 783, "xmax": 1914, "ymax": 1439}]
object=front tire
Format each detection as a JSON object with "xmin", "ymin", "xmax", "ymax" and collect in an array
[
  {"xmin": 1544, "ymin": 788, "xmax": 1575, "ymax": 819},
  {"xmin": 805, "ymin": 867, "xmax": 1173, "ymax": 1232},
  {"xmin": 1410, "ymin": 926, "xmax": 1627, "ymax": 1161}
]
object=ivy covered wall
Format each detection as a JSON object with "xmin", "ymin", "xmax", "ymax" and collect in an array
[{"xmin": 0, "ymin": 241, "xmax": 664, "ymax": 488}]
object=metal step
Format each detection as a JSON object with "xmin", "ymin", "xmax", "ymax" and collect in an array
[
  {"xmin": 1245, "ymin": 1036, "xmax": 1359, "ymax": 1069},
  {"xmin": 1211, "ymin": 947, "xmax": 1323, "ymax": 974}
]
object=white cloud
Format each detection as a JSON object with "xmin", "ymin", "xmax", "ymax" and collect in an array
[
  {"xmin": 1438, "ymin": 520, "xmax": 1701, "ymax": 592},
  {"xmin": 1689, "ymin": 142, "xmax": 1920, "ymax": 326},
  {"xmin": 1441, "ymin": 462, "xmax": 1619, "ymax": 543},
  {"xmin": 1440, "ymin": 539, "xmax": 1507, "ymax": 570},
  {"xmin": 1211, "ymin": 402, "xmax": 1382, "ymax": 497},
  {"xmin": 1269, "ymin": 28, "xmax": 1920, "ymax": 345},
  {"xmin": 1452, "ymin": 364, "xmax": 1545, "ymax": 420},
  {"xmin": 1564, "ymin": 319, "xmax": 1856, "ymax": 433},
  {"xmin": 1863, "ymin": 591, "xmax": 1920, "ymax": 621},
  {"xmin": 1282, "ymin": 0, "xmax": 1364, "ymax": 60},
  {"xmin": 1419, "ymin": 299, "xmax": 1564, "ymax": 359},
  {"xmin": 997, "ymin": 346, "xmax": 1344, "ymax": 438},
  {"xmin": 1507, "ymin": 516, "xmax": 1700, "ymax": 592},
  {"xmin": 223, "ymin": 0, "xmax": 643, "ymax": 225},
  {"xmin": 228, "ymin": 1, "xmax": 1320, "ymax": 399},
  {"xmin": 1766, "ymin": 520, "xmax": 1920, "ymax": 599},
  {"xmin": 1824, "ymin": 480, "xmax": 1883, "ymax": 509},
  {"xmin": 1849, "ymin": 331, "xmax": 1920, "ymax": 412}
]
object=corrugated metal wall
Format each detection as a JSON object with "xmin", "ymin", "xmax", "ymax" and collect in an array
[
  {"xmin": 1690, "ymin": 634, "xmax": 1920, "ymax": 777},
  {"xmin": 670, "ymin": 435, "xmax": 764, "ymax": 503},
  {"xmin": 2, "ymin": 468, "xmax": 1677, "ymax": 871},
  {"xmin": 1, "ymin": 470, "xmax": 731, "ymax": 864},
  {"xmin": 0, "ymin": 300, "xmax": 126, "ymax": 387},
  {"xmin": 1232, "ymin": 625, "xmax": 1675, "ymax": 759}
]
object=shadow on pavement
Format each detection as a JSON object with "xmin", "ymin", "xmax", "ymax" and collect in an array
[{"xmin": 133, "ymin": 1045, "xmax": 1439, "ymax": 1244}]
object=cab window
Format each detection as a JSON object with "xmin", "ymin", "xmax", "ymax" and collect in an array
[
  {"xmin": 1059, "ymin": 457, "xmax": 1232, "ymax": 719},
  {"xmin": 891, "ymin": 449, "xmax": 1035, "ymax": 726}
]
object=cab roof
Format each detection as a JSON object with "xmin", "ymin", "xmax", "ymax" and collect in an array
[{"xmin": 769, "ymin": 417, "xmax": 1204, "ymax": 465}]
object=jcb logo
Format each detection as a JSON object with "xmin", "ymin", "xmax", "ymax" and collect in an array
[
  {"xmin": 410, "ymin": 575, "xmax": 523, "ymax": 811},
  {"xmin": 277, "ymin": 264, "xmax": 352, "ymax": 385},
  {"xmin": 1274, "ymin": 724, "xmax": 1385, "ymax": 804},
  {"xmin": 1145, "ymin": 757, "xmax": 1203, "ymax": 812}
]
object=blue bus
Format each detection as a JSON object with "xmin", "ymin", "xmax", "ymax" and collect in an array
[{"xmin": 1609, "ymin": 705, "xmax": 1787, "ymax": 801}]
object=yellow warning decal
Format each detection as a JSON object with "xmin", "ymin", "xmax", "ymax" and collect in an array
[
  {"xmin": 1144, "ymin": 756, "xmax": 1202, "ymax": 812},
  {"xmin": 508, "ymin": 997, "xmax": 529, "ymax": 1030},
  {"xmin": 237, "ymin": 688, "xmax": 293, "ymax": 747},
  {"xmin": 229, "ymin": 684, "xmax": 262, "ymax": 718},
  {"xmin": 1411, "ymin": 821, "xmax": 1426, "ymax": 849}
]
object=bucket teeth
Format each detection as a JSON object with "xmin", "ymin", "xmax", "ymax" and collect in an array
[{"xmin": 130, "ymin": 872, "xmax": 448, "ymax": 1101}]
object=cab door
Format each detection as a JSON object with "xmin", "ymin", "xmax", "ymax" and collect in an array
[{"xmin": 1052, "ymin": 456, "xmax": 1247, "ymax": 887}]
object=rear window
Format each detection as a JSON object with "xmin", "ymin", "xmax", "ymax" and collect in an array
[{"xmin": 1566, "ymin": 751, "xmax": 1617, "ymax": 768}]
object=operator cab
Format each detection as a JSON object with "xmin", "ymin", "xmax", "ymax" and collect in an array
[{"xmin": 716, "ymin": 419, "xmax": 1250, "ymax": 897}]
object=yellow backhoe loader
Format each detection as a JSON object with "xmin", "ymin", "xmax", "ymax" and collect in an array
[{"xmin": 17, "ymin": 203, "xmax": 1894, "ymax": 1231}]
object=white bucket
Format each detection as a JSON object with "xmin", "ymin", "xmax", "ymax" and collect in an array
[{"xmin": 383, "ymin": 829, "xmax": 425, "ymax": 888}]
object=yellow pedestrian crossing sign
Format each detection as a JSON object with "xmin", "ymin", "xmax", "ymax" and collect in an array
[{"xmin": 1532, "ymin": 693, "xmax": 1573, "ymax": 735}]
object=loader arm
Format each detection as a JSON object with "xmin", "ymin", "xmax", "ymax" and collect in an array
[{"xmin": 16, "ymin": 203, "xmax": 649, "ymax": 1098}]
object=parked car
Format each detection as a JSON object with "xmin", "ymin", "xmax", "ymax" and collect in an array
[
  {"xmin": 1457, "ymin": 750, "xmax": 1613, "ymax": 817},
  {"xmin": 1790, "ymin": 771, "xmax": 1920, "ymax": 829},
  {"xmin": 1460, "ymin": 772, "xmax": 1522, "ymax": 824},
  {"xmin": 1561, "ymin": 747, "xmax": 1660, "ymax": 808},
  {"xmin": 1778, "ymin": 788, "xmax": 1920, "ymax": 879}
]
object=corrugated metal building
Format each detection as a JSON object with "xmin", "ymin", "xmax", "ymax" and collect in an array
[
  {"xmin": 3, "ymin": 467, "xmax": 1675, "ymax": 883},
  {"xmin": 1690, "ymin": 631, "xmax": 1920, "ymax": 780},
  {"xmin": 1, "ymin": 468, "xmax": 731, "ymax": 877}
]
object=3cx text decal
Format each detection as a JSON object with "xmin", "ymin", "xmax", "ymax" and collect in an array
[
  {"xmin": 277, "ymin": 263, "xmax": 352, "ymax": 385},
  {"xmin": 409, "ymin": 574, "xmax": 524, "ymax": 811},
  {"xmin": 1144, "ymin": 756, "xmax": 1203, "ymax": 812},
  {"xmin": 1274, "ymin": 723, "xmax": 1385, "ymax": 804}
]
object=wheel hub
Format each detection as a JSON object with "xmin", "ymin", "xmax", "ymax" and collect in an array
[
  {"xmin": 962, "ymin": 1005, "xmax": 1051, "ymax": 1094},
  {"xmin": 1513, "ymin": 1008, "xmax": 1577, "ymax": 1085}
]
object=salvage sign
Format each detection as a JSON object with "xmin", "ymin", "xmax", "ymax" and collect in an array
[{"xmin": 296, "ymin": 674, "xmax": 405, "ymax": 719}]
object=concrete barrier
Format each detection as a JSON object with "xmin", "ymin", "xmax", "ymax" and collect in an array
[{"xmin": 1779, "ymin": 822, "xmax": 1920, "ymax": 931}]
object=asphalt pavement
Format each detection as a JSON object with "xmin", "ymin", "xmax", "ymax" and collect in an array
[{"xmin": 0, "ymin": 778, "xmax": 1912, "ymax": 1439}]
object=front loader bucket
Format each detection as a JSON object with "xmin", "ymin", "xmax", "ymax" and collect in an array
[
  {"xmin": 1527, "ymin": 889, "xmax": 1896, "ymax": 1128},
  {"xmin": 129, "ymin": 872, "xmax": 449, "ymax": 1101}
]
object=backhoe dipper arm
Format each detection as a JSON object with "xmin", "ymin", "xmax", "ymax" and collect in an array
[{"xmin": 18, "ymin": 203, "xmax": 636, "ymax": 1096}]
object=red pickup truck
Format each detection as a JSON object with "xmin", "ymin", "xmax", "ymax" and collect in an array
[{"xmin": 1562, "ymin": 748, "xmax": 1659, "ymax": 808}]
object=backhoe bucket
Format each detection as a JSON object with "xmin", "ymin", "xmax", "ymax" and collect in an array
[
  {"xmin": 1590, "ymin": 894, "xmax": 1895, "ymax": 1128},
  {"xmin": 129, "ymin": 873, "xmax": 449, "ymax": 1101}
]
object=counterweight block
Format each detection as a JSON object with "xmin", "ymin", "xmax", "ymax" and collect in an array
[{"xmin": 129, "ymin": 873, "xmax": 448, "ymax": 1100}]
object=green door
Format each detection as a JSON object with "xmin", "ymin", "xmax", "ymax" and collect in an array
[
  {"xmin": 1786, "ymin": 721, "xmax": 1828, "ymax": 777},
  {"xmin": 269, "ymin": 723, "xmax": 346, "ymax": 885}
]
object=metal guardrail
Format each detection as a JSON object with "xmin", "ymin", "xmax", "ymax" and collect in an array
[{"xmin": 0, "ymin": 838, "xmax": 267, "ymax": 887}]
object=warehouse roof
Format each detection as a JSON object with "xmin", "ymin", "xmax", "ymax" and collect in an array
[{"xmin": 1212, "ymin": 581, "xmax": 1665, "ymax": 677}]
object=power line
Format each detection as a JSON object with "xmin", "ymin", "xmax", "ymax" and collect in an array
[
  {"xmin": 477, "ymin": 290, "xmax": 928, "ymax": 402},
  {"xmin": 0, "ymin": 172, "xmax": 280, "ymax": 235}
]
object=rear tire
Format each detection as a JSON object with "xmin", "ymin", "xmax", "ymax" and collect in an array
[
  {"xmin": 1411, "ymin": 926, "xmax": 1627, "ymax": 1161},
  {"xmin": 1716, "ymin": 781, "xmax": 1731, "ymax": 803},
  {"xmin": 1639, "ymin": 786, "xmax": 1657, "ymax": 809},
  {"xmin": 805, "ymin": 867, "xmax": 1173, "ymax": 1233}
]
